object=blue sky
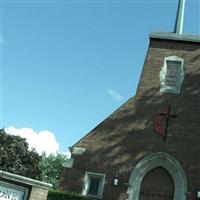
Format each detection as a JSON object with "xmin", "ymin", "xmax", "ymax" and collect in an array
[{"xmin": 0, "ymin": 0, "xmax": 199, "ymax": 154}]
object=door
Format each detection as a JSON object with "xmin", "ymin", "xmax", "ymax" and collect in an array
[{"xmin": 139, "ymin": 167, "xmax": 174, "ymax": 200}]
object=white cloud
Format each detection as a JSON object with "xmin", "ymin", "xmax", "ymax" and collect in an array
[
  {"xmin": 107, "ymin": 89, "xmax": 124, "ymax": 101},
  {"xmin": 5, "ymin": 126, "xmax": 59, "ymax": 156}
]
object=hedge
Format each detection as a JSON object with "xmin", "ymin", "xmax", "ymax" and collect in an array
[{"xmin": 47, "ymin": 190, "xmax": 95, "ymax": 200}]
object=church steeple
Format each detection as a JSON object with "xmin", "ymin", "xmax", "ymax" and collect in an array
[{"xmin": 174, "ymin": 0, "xmax": 186, "ymax": 34}]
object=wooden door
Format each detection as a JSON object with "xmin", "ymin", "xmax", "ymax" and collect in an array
[{"xmin": 139, "ymin": 167, "xmax": 174, "ymax": 200}]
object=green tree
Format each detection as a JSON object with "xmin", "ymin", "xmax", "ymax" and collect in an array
[
  {"xmin": 39, "ymin": 152, "xmax": 68, "ymax": 189},
  {"xmin": 0, "ymin": 128, "xmax": 42, "ymax": 180}
]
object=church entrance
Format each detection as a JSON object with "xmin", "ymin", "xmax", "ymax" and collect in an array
[
  {"xmin": 127, "ymin": 152, "xmax": 187, "ymax": 200},
  {"xmin": 139, "ymin": 167, "xmax": 174, "ymax": 200}
]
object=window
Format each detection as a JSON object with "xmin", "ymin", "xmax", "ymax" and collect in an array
[
  {"xmin": 88, "ymin": 177, "xmax": 100, "ymax": 195},
  {"xmin": 160, "ymin": 56, "xmax": 184, "ymax": 93},
  {"xmin": 82, "ymin": 172, "xmax": 105, "ymax": 199}
]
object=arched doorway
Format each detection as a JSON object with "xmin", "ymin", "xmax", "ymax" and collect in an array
[
  {"xmin": 139, "ymin": 167, "xmax": 174, "ymax": 200},
  {"xmin": 127, "ymin": 152, "xmax": 187, "ymax": 200}
]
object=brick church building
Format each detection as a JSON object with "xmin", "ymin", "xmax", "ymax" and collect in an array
[{"xmin": 60, "ymin": 1, "xmax": 200, "ymax": 200}]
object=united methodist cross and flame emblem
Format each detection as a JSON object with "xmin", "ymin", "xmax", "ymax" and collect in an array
[{"xmin": 154, "ymin": 105, "xmax": 177, "ymax": 140}]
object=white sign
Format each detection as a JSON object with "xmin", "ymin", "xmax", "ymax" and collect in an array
[{"xmin": 0, "ymin": 185, "xmax": 25, "ymax": 200}]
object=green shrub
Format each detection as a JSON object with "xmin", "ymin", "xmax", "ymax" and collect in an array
[{"xmin": 47, "ymin": 190, "xmax": 95, "ymax": 200}]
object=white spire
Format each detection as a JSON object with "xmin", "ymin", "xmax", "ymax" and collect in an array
[{"xmin": 174, "ymin": 0, "xmax": 186, "ymax": 34}]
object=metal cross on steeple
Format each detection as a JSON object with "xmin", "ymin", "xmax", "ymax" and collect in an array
[{"xmin": 174, "ymin": 0, "xmax": 186, "ymax": 34}]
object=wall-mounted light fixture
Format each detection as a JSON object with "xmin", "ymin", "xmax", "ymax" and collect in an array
[
  {"xmin": 112, "ymin": 174, "xmax": 119, "ymax": 187},
  {"xmin": 197, "ymin": 191, "xmax": 200, "ymax": 198}
]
